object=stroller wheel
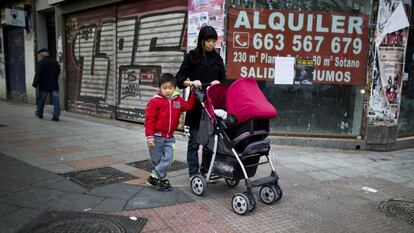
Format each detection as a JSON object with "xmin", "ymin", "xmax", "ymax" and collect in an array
[
  {"xmin": 225, "ymin": 178, "xmax": 239, "ymax": 187},
  {"xmin": 191, "ymin": 175, "xmax": 206, "ymax": 196},
  {"xmin": 259, "ymin": 185, "xmax": 279, "ymax": 204},
  {"xmin": 231, "ymin": 193, "xmax": 251, "ymax": 215},
  {"xmin": 274, "ymin": 184, "xmax": 283, "ymax": 203},
  {"xmin": 243, "ymin": 192, "xmax": 256, "ymax": 212}
]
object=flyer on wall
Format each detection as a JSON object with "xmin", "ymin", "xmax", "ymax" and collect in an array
[{"xmin": 187, "ymin": 0, "xmax": 225, "ymax": 52}]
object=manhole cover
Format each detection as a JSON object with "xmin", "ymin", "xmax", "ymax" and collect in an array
[
  {"xmin": 61, "ymin": 167, "xmax": 137, "ymax": 189},
  {"xmin": 127, "ymin": 159, "xmax": 187, "ymax": 172},
  {"xmin": 378, "ymin": 197, "xmax": 414, "ymax": 225},
  {"xmin": 17, "ymin": 211, "xmax": 147, "ymax": 233}
]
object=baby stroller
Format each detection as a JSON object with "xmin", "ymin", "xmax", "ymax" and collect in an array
[{"xmin": 190, "ymin": 78, "xmax": 282, "ymax": 215}]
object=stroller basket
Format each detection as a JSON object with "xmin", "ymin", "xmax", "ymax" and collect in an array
[{"xmin": 212, "ymin": 150, "xmax": 261, "ymax": 180}]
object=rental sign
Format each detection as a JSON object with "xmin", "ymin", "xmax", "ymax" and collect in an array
[{"xmin": 227, "ymin": 8, "xmax": 369, "ymax": 86}]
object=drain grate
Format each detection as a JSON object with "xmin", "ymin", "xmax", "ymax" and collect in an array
[
  {"xmin": 378, "ymin": 197, "xmax": 414, "ymax": 225},
  {"xmin": 17, "ymin": 211, "xmax": 147, "ymax": 233},
  {"xmin": 61, "ymin": 167, "xmax": 137, "ymax": 189},
  {"xmin": 127, "ymin": 159, "xmax": 187, "ymax": 172}
]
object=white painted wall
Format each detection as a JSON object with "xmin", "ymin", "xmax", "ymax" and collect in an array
[
  {"xmin": 0, "ymin": 27, "xmax": 6, "ymax": 99},
  {"xmin": 25, "ymin": 31, "xmax": 36, "ymax": 104}
]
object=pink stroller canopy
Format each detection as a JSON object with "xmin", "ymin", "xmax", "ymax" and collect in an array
[
  {"xmin": 206, "ymin": 78, "xmax": 277, "ymax": 125},
  {"xmin": 226, "ymin": 78, "xmax": 277, "ymax": 124}
]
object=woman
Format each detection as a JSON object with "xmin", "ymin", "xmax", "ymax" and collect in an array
[{"xmin": 176, "ymin": 26, "xmax": 226, "ymax": 178}]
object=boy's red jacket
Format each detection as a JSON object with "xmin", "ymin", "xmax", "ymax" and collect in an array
[{"xmin": 145, "ymin": 91, "xmax": 196, "ymax": 140}]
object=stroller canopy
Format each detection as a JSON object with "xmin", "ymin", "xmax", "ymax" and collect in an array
[{"xmin": 226, "ymin": 78, "xmax": 277, "ymax": 124}]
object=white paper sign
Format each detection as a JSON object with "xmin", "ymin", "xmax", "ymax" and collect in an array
[{"xmin": 274, "ymin": 57, "xmax": 295, "ymax": 85}]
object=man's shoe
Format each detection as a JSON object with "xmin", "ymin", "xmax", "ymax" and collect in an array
[
  {"xmin": 51, "ymin": 117, "xmax": 59, "ymax": 121},
  {"xmin": 35, "ymin": 112, "xmax": 43, "ymax": 119},
  {"xmin": 161, "ymin": 178, "xmax": 172, "ymax": 191}
]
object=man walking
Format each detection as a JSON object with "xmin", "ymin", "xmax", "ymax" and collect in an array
[{"xmin": 32, "ymin": 48, "xmax": 61, "ymax": 121}]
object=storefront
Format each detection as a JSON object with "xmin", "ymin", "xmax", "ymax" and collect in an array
[{"xmin": 37, "ymin": 0, "xmax": 412, "ymax": 150}]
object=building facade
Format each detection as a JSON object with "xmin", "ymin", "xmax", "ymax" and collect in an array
[{"xmin": 0, "ymin": 0, "xmax": 413, "ymax": 151}]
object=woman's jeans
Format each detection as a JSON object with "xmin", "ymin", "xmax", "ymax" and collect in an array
[
  {"xmin": 36, "ymin": 90, "xmax": 60, "ymax": 118},
  {"xmin": 187, "ymin": 127, "xmax": 212, "ymax": 176}
]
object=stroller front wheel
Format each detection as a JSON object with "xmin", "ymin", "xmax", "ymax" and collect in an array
[
  {"xmin": 191, "ymin": 175, "xmax": 206, "ymax": 196},
  {"xmin": 232, "ymin": 193, "xmax": 251, "ymax": 215}
]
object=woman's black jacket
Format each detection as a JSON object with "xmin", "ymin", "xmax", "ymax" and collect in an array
[{"xmin": 175, "ymin": 49, "xmax": 226, "ymax": 128}]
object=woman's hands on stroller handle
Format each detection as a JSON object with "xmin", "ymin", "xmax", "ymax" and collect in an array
[{"xmin": 186, "ymin": 79, "xmax": 220, "ymax": 90}]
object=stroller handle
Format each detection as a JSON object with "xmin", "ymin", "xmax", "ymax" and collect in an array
[{"xmin": 191, "ymin": 83, "xmax": 210, "ymax": 102}]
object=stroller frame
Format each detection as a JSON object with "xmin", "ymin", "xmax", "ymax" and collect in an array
[{"xmin": 190, "ymin": 87, "xmax": 282, "ymax": 215}]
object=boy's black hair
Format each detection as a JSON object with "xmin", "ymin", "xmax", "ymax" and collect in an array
[
  {"xmin": 158, "ymin": 73, "xmax": 176, "ymax": 87},
  {"xmin": 196, "ymin": 26, "xmax": 218, "ymax": 51}
]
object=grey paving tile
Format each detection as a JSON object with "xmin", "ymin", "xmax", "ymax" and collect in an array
[
  {"xmin": 0, "ymin": 163, "xmax": 54, "ymax": 185},
  {"xmin": 372, "ymin": 172, "xmax": 412, "ymax": 184},
  {"xmin": 0, "ymin": 187, "xmax": 63, "ymax": 209},
  {"xmin": 325, "ymin": 167, "xmax": 361, "ymax": 178},
  {"xmin": 0, "ymin": 208, "xmax": 43, "ymax": 233},
  {"xmin": 283, "ymin": 162, "xmax": 320, "ymax": 173},
  {"xmin": 33, "ymin": 177, "xmax": 87, "ymax": 194},
  {"xmin": 401, "ymin": 180, "xmax": 414, "ymax": 189},
  {"xmin": 305, "ymin": 161, "xmax": 342, "ymax": 170},
  {"xmin": 36, "ymin": 162, "xmax": 76, "ymax": 173},
  {"xmin": 43, "ymin": 193, "xmax": 104, "ymax": 211},
  {"xmin": 92, "ymin": 198, "xmax": 128, "ymax": 213},
  {"xmin": 0, "ymin": 177, "xmax": 28, "ymax": 197},
  {"xmin": 88, "ymin": 183, "xmax": 144, "ymax": 200},
  {"xmin": 0, "ymin": 203, "xmax": 19, "ymax": 217},
  {"xmin": 125, "ymin": 187, "xmax": 193, "ymax": 210},
  {"xmin": 306, "ymin": 170, "xmax": 342, "ymax": 181}
]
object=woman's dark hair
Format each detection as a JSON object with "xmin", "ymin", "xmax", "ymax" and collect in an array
[
  {"xmin": 196, "ymin": 25, "xmax": 218, "ymax": 51},
  {"xmin": 158, "ymin": 73, "xmax": 176, "ymax": 87}
]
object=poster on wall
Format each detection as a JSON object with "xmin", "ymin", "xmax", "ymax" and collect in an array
[
  {"xmin": 188, "ymin": 0, "xmax": 225, "ymax": 52},
  {"xmin": 378, "ymin": 46, "xmax": 404, "ymax": 105},
  {"xmin": 226, "ymin": 8, "xmax": 369, "ymax": 85},
  {"xmin": 367, "ymin": 0, "xmax": 410, "ymax": 124},
  {"xmin": 294, "ymin": 57, "xmax": 314, "ymax": 85}
]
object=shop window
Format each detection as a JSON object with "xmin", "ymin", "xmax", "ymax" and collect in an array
[{"xmin": 398, "ymin": 12, "xmax": 414, "ymax": 137}]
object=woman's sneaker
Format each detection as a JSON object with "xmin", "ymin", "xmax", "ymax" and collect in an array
[
  {"xmin": 161, "ymin": 178, "xmax": 172, "ymax": 191},
  {"xmin": 146, "ymin": 173, "xmax": 165, "ymax": 191}
]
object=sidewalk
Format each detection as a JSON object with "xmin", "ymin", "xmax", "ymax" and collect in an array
[{"xmin": 0, "ymin": 100, "xmax": 413, "ymax": 233}]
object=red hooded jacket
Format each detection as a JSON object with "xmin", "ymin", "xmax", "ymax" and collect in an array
[{"xmin": 145, "ymin": 91, "xmax": 196, "ymax": 140}]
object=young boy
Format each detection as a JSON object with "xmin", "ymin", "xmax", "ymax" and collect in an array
[{"xmin": 144, "ymin": 73, "xmax": 196, "ymax": 191}]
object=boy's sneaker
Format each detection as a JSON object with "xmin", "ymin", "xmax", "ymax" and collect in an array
[
  {"xmin": 146, "ymin": 173, "xmax": 165, "ymax": 191},
  {"xmin": 161, "ymin": 178, "xmax": 172, "ymax": 191}
]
